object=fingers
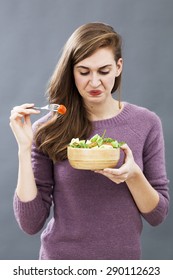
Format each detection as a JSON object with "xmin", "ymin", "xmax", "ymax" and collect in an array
[
  {"xmin": 11, "ymin": 103, "xmax": 40, "ymax": 116},
  {"xmin": 94, "ymin": 144, "xmax": 135, "ymax": 184},
  {"xmin": 9, "ymin": 103, "xmax": 40, "ymax": 124},
  {"xmin": 94, "ymin": 168, "xmax": 128, "ymax": 184},
  {"xmin": 103, "ymin": 166, "xmax": 128, "ymax": 177}
]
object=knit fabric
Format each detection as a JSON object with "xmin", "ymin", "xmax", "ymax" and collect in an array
[{"xmin": 13, "ymin": 102, "xmax": 169, "ymax": 259}]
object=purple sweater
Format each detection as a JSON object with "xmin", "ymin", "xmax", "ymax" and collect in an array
[{"xmin": 13, "ymin": 102, "xmax": 169, "ymax": 260}]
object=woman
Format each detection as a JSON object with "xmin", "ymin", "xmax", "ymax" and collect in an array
[{"xmin": 10, "ymin": 22, "xmax": 169, "ymax": 260}]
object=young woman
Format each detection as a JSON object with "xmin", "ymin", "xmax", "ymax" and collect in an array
[{"xmin": 10, "ymin": 22, "xmax": 169, "ymax": 260}]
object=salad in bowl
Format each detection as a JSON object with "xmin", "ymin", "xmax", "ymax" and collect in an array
[{"xmin": 67, "ymin": 132, "xmax": 124, "ymax": 170}]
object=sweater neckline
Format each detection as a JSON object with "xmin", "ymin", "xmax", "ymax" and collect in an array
[{"xmin": 92, "ymin": 102, "xmax": 131, "ymax": 128}]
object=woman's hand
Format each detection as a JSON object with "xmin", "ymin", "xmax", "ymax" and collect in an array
[
  {"xmin": 94, "ymin": 144, "xmax": 140, "ymax": 184},
  {"xmin": 9, "ymin": 103, "xmax": 40, "ymax": 151}
]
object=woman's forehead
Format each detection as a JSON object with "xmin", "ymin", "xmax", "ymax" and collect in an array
[{"xmin": 75, "ymin": 47, "xmax": 115, "ymax": 68}]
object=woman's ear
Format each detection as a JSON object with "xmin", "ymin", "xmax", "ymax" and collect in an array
[{"xmin": 116, "ymin": 58, "xmax": 123, "ymax": 77}]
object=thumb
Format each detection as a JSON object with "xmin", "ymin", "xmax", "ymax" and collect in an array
[
  {"xmin": 24, "ymin": 115, "xmax": 32, "ymax": 126},
  {"xmin": 120, "ymin": 143, "xmax": 133, "ymax": 160}
]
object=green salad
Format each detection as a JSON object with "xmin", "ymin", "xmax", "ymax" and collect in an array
[{"xmin": 69, "ymin": 131, "xmax": 125, "ymax": 149}]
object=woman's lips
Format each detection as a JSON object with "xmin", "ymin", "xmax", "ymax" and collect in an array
[{"xmin": 89, "ymin": 90, "xmax": 102, "ymax": 96}]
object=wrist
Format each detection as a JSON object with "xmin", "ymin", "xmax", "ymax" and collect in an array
[
  {"xmin": 18, "ymin": 146, "xmax": 32, "ymax": 157},
  {"xmin": 126, "ymin": 163, "xmax": 142, "ymax": 185}
]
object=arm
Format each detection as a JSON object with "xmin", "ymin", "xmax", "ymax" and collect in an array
[
  {"xmin": 116, "ymin": 145, "xmax": 161, "ymax": 213},
  {"xmin": 10, "ymin": 104, "xmax": 53, "ymax": 234},
  {"xmin": 95, "ymin": 118, "xmax": 169, "ymax": 226},
  {"xmin": 10, "ymin": 104, "xmax": 40, "ymax": 202},
  {"xmin": 95, "ymin": 144, "xmax": 160, "ymax": 213}
]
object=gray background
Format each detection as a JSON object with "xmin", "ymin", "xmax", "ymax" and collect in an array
[{"xmin": 0, "ymin": 0, "xmax": 172, "ymax": 260}]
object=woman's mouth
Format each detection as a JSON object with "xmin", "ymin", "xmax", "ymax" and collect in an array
[{"xmin": 89, "ymin": 90, "xmax": 102, "ymax": 96}]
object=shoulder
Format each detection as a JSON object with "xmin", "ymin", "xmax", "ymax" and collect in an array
[
  {"xmin": 125, "ymin": 102, "xmax": 162, "ymax": 127},
  {"xmin": 122, "ymin": 102, "xmax": 163, "ymax": 142}
]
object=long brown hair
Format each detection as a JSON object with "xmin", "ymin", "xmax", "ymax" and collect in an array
[{"xmin": 34, "ymin": 22, "xmax": 122, "ymax": 162}]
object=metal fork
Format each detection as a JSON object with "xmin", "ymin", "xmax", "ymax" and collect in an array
[
  {"xmin": 33, "ymin": 103, "xmax": 67, "ymax": 115},
  {"xmin": 33, "ymin": 104, "xmax": 60, "ymax": 112}
]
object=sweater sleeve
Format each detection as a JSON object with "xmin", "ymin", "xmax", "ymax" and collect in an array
[
  {"xmin": 13, "ymin": 140, "xmax": 54, "ymax": 235},
  {"xmin": 141, "ymin": 113, "xmax": 170, "ymax": 226}
]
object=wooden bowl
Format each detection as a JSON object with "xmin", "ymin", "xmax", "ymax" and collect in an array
[{"xmin": 67, "ymin": 146, "xmax": 120, "ymax": 170}]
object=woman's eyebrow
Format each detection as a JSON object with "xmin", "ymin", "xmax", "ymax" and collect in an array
[{"xmin": 76, "ymin": 64, "xmax": 112, "ymax": 70}]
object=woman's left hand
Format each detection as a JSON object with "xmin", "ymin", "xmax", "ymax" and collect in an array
[{"xmin": 94, "ymin": 144, "xmax": 139, "ymax": 184}]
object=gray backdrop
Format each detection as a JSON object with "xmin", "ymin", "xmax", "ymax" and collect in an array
[{"xmin": 0, "ymin": 0, "xmax": 172, "ymax": 260}]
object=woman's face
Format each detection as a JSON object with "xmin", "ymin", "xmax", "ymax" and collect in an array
[{"xmin": 73, "ymin": 47, "xmax": 123, "ymax": 106}]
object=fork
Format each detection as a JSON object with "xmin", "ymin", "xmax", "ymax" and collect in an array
[{"xmin": 33, "ymin": 104, "xmax": 67, "ymax": 114}]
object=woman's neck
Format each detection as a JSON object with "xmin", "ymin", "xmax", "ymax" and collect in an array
[{"xmin": 86, "ymin": 99, "xmax": 123, "ymax": 121}]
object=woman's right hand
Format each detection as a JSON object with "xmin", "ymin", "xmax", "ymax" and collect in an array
[{"xmin": 9, "ymin": 103, "xmax": 40, "ymax": 151}]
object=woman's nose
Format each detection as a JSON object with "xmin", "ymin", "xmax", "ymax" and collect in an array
[{"xmin": 89, "ymin": 74, "xmax": 101, "ymax": 87}]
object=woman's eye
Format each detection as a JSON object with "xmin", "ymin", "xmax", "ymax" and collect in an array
[
  {"xmin": 80, "ymin": 72, "xmax": 89, "ymax": 76},
  {"xmin": 79, "ymin": 71, "xmax": 110, "ymax": 76},
  {"xmin": 99, "ymin": 71, "xmax": 110, "ymax": 75}
]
